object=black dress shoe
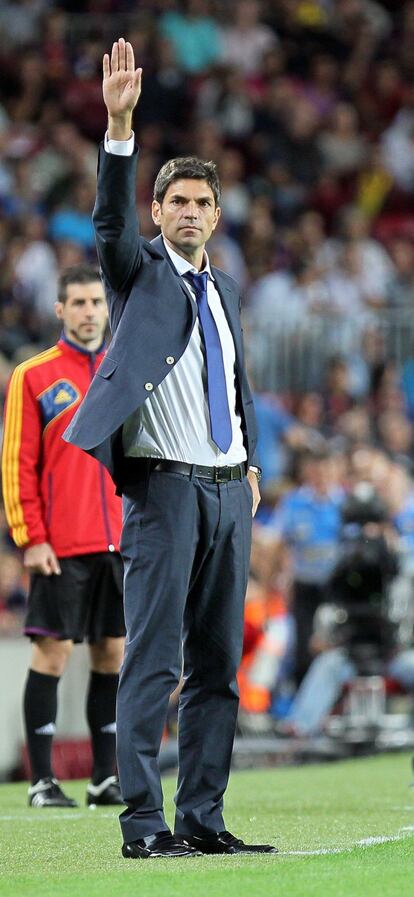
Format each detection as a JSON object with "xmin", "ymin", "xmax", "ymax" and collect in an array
[
  {"xmin": 175, "ymin": 830, "xmax": 278, "ymax": 855},
  {"xmin": 122, "ymin": 830, "xmax": 201, "ymax": 859}
]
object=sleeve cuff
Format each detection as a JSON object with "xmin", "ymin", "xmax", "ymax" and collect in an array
[{"xmin": 104, "ymin": 131, "xmax": 135, "ymax": 156}]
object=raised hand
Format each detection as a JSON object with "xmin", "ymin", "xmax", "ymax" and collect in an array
[{"xmin": 103, "ymin": 38, "xmax": 142, "ymax": 136}]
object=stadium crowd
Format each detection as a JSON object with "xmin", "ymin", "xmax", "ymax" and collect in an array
[{"xmin": 1, "ymin": 0, "xmax": 414, "ymax": 733}]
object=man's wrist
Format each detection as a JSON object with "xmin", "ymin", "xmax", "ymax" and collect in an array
[
  {"xmin": 107, "ymin": 114, "xmax": 133, "ymax": 141},
  {"xmin": 248, "ymin": 466, "xmax": 262, "ymax": 483}
]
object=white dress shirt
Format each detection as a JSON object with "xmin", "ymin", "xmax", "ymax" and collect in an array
[{"xmin": 104, "ymin": 133, "xmax": 247, "ymax": 466}]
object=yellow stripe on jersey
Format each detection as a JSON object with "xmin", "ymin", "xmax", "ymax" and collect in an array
[{"xmin": 2, "ymin": 347, "xmax": 62, "ymax": 546}]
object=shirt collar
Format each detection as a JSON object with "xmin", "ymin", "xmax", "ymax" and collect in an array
[
  {"xmin": 60, "ymin": 331, "xmax": 106, "ymax": 357},
  {"xmin": 162, "ymin": 238, "xmax": 214, "ymax": 281}
]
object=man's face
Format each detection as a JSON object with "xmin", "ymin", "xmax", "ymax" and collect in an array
[
  {"xmin": 55, "ymin": 281, "xmax": 108, "ymax": 348},
  {"xmin": 151, "ymin": 178, "xmax": 221, "ymax": 258}
]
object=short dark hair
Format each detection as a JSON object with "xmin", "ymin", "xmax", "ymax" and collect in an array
[
  {"xmin": 57, "ymin": 264, "xmax": 102, "ymax": 303},
  {"xmin": 153, "ymin": 156, "xmax": 221, "ymax": 206}
]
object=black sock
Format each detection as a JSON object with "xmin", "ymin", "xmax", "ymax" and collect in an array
[
  {"xmin": 86, "ymin": 671, "xmax": 118, "ymax": 785},
  {"xmin": 24, "ymin": 669, "xmax": 59, "ymax": 784}
]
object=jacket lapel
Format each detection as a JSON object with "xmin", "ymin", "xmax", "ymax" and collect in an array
[{"xmin": 150, "ymin": 234, "xmax": 197, "ymax": 309}]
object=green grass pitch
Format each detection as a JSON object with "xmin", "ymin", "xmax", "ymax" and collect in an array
[{"xmin": 0, "ymin": 753, "xmax": 413, "ymax": 897}]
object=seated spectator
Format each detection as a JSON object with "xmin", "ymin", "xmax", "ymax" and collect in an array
[
  {"xmin": 376, "ymin": 409, "xmax": 414, "ymax": 475},
  {"xmin": 160, "ymin": 0, "xmax": 223, "ymax": 74},
  {"xmin": 336, "ymin": 405, "xmax": 373, "ymax": 449},
  {"xmin": 220, "ymin": 0, "xmax": 278, "ymax": 76},
  {"xmin": 318, "ymin": 102, "xmax": 368, "ymax": 177},
  {"xmin": 381, "ymin": 106, "xmax": 414, "ymax": 193},
  {"xmin": 288, "ymin": 210, "xmax": 337, "ymax": 276},
  {"xmin": 386, "ymin": 236, "xmax": 414, "ymax": 308},
  {"xmin": 217, "ymin": 147, "xmax": 251, "ymax": 235},
  {"xmin": 252, "ymin": 389, "xmax": 308, "ymax": 487},
  {"xmin": 336, "ymin": 206, "xmax": 394, "ymax": 283},
  {"xmin": 265, "ymin": 449, "xmax": 345, "ymax": 684},
  {"xmin": 370, "ymin": 359, "xmax": 406, "ymax": 415},
  {"xmin": 357, "ymin": 58, "xmax": 407, "ymax": 138},
  {"xmin": 354, "ymin": 144, "xmax": 393, "ymax": 219},
  {"xmin": 295, "ymin": 53, "xmax": 340, "ymax": 123},
  {"xmin": 14, "ymin": 213, "xmax": 58, "ymax": 324},
  {"xmin": 321, "ymin": 356, "xmax": 354, "ymax": 434},
  {"xmin": 135, "ymin": 36, "xmax": 191, "ymax": 139},
  {"xmin": 48, "ymin": 176, "xmax": 95, "ymax": 252},
  {"xmin": 197, "ymin": 66, "xmax": 255, "ymax": 141},
  {"xmin": 294, "ymin": 392, "xmax": 326, "ymax": 440}
]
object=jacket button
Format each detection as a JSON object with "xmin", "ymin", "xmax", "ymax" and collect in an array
[
  {"xmin": 166, "ymin": 356, "xmax": 175, "ymax": 365},
  {"xmin": 108, "ymin": 544, "xmax": 115, "ymax": 552},
  {"xmin": 144, "ymin": 382, "xmax": 154, "ymax": 391}
]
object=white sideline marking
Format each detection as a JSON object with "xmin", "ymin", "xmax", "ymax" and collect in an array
[
  {"xmin": 0, "ymin": 816, "xmax": 413, "ymax": 855},
  {"xmin": 0, "ymin": 812, "xmax": 117, "ymax": 821},
  {"xmin": 285, "ymin": 826, "xmax": 414, "ymax": 856}
]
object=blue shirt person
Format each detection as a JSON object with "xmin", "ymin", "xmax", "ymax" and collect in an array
[{"xmin": 267, "ymin": 452, "xmax": 344, "ymax": 682}]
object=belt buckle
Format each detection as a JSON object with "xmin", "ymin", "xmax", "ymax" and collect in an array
[{"xmin": 214, "ymin": 466, "xmax": 229, "ymax": 483}]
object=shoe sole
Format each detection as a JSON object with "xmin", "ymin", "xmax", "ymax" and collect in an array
[
  {"xmin": 176, "ymin": 837, "xmax": 278, "ymax": 855},
  {"xmin": 122, "ymin": 846, "xmax": 201, "ymax": 859}
]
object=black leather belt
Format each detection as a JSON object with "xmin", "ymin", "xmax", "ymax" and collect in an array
[{"xmin": 153, "ymin": 460, "xmax": 245, "ymax": 483}]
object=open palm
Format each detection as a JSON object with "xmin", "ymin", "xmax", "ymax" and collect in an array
[{"xmin": 102, "ymin": 38, "xmax": 142, "ymax": 116}]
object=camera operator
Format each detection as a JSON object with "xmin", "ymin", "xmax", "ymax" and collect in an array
[{"xmin": 278, "ymin": 480, "xmax": 414, "ymax": 736}]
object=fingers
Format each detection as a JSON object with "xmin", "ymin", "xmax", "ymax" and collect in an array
[
  {"xmin": 111, "ymin": 40, "xmax": 119, "ymax": 73},
  {"xmin": 118, "ymin": 36, "xmax": 126, "ymax": 70},
  {"xmin": 134, "ymin": 67, "xmax": 142, "ymax": 92},
  {"xmin": 126, "ymin": 40, "xmax": 135, "ymax": 71},
  {"xmin": 107, "ymin": 39, "xmax": 135, "ymax": 76},
  {"xmin": 49, "ymin": 554, "xmax": 61, "ymax": 576}
]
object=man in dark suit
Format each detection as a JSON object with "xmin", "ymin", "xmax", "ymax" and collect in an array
[{"xmin": 64, "ymin": 38, "xmax": 276, "ymax": 859}]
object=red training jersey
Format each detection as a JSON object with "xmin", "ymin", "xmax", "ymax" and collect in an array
[{"xmin": 2, "ymin": 336, "xmax": 122, "ymax": 557}]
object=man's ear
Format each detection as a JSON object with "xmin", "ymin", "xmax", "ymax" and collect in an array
[
  {"xmin": 212, "ymin": 205, "xmax": 221, "ymax": 232},
  {"xmin": 152, "ymin": 199, "xmax": 161, "ymax": 226},
  {"xmin": 55, "ymin": 301, "xmax": 64, "ymax": 321}
]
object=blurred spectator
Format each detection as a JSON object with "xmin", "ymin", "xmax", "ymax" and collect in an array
[
  {"xmin": 376, "ymin": 409, "xmax": 414, "ymax": 474},
  {"xmin": 0, "ymin": 0, "xmax": 47, "ymax": 48},
  {"xmin": 135, "ymin": 36, "xmax": 190, "ymax": 142},
  {"xmin": 14, "ymin": 214, "xmax": 58, "ymax": 324},
  {"xmin": 382, "ymin": 106, "xmax": 414, "ymax": 192},
  {"xmin": 220, "ymin": 0, "xmax": 278, "ymax": 76},
  {"xmin": 266, "ymin": 450, "xmax": 344, "ymax": 683},
  {"xmin": 318, "ymin": 102, "xmax": 368, "ymax": 177},
  {"xmin": 252, "ymin": 390, "xmax": 308, "ymax": 488},
  {"xmin": 217, "ymin": 147, "xmax": 251, "ymax": 234},
  {"xmin": 62, "ymin": 36, "xmax": 108, "ymax": 140},
  {"xmin": 197, "ymin": 66, "xmax": 255, "ymax": 141},
  {"xmin": 321, "ymin": 356, "xmax": 354, "ymax": 432},
  {"xmin": 160, "ymin": 0, "xmax": 222, "ymax": 74},
  {"xmin": 48, "ymin": 176, "xmax": 96, "ymax": 252},
  {"xmin": 386, "ymin": 236, "xmax": 414, "ymax": 307}
]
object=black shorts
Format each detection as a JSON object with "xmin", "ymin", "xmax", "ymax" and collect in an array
[{"xmin": 24, "ymin": 552, "xmax": 125, "ymax": 644}]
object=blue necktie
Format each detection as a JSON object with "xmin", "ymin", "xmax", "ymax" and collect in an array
[{"xmin": 185, "ymin": 271, "xmax": 233, "ymax": 453}]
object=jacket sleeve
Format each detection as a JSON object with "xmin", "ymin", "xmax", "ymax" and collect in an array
[
  {"xmin": 92, "ymin": 142, "xmax": 142, "ymax": 294},
  {"xmin": 2, "ymin": 367, "xmax": 47, "ymax": 548}
]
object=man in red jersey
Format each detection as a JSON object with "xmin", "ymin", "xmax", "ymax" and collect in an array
[{"xmin": 2, "ymin": 265, "xmax": 125, "ymax": 808}]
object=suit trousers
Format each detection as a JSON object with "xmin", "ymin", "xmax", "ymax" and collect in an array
[{"xmin": 117, "ymin": 467, "xmax": 253, "ymax": 842}]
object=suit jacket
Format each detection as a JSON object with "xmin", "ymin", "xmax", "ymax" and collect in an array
[{"xmin": 64, "ymin": 144, "xmax": 258, "ymax": 490}]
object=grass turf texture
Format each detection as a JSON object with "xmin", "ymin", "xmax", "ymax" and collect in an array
[{"xmin": 0, "ymin": 753, "xmax": 413, "ymax": 897}]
